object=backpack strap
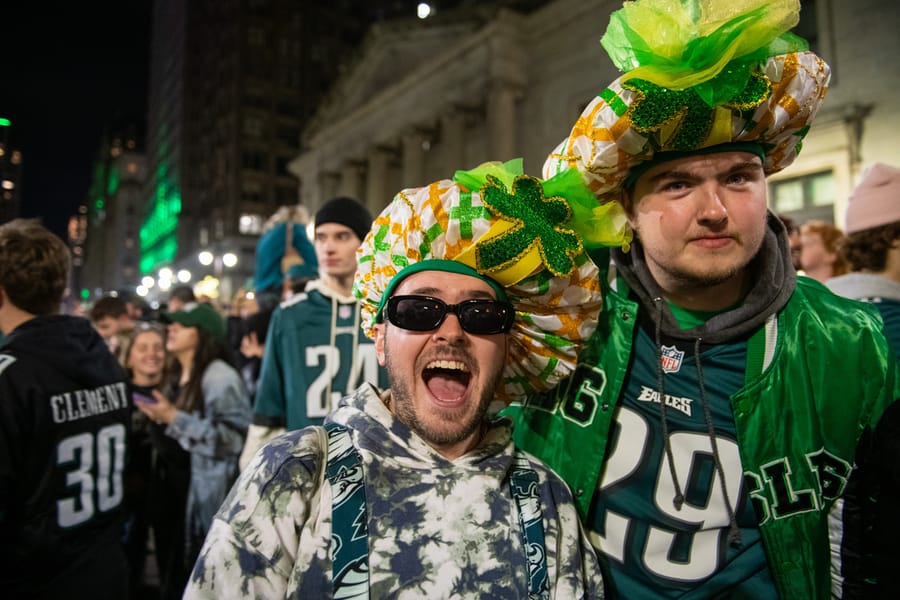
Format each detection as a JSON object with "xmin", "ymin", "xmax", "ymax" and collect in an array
[
  {"xmin": 324, "ymin": 422, "xmax": 370, "ymax": 599},
  {"xmin": 510, "ymin": 451, "xmax": 550, "ymax": 599}
]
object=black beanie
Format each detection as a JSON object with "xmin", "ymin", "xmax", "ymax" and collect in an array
[{"xmin": 314, "ymin": 196, "xmax": 372, "ymax": 242}]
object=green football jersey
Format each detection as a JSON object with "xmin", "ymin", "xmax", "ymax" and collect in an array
[
  {"xmin": 587, "ymin": 324, "xmax": 776, "ymax": 598},
  {"xmin": 253, "ymin": 284, "xmax": 388, "ymax": 431}
]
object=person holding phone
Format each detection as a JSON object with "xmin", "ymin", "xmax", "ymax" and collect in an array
[
  {"xmin": 119, "ymin": 323, "xmax": 168, "ymax": 596},
  {"xmin": 134, "ymin": 303, "xmax": 250, "ymax": 600}
]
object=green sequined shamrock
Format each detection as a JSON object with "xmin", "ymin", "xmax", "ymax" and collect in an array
[
  {"xmin": 476, "ymin": 174, "xmax": 583, "ymax": 278},
  {"xmin": 622, "ymin": 71, "xmax": 771, "ymax": 151}
]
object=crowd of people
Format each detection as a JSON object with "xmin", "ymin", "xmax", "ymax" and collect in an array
[
  {"xmin": 2, "ymin": 0, "xmax": 900, "ymax": 598},
  {"xmin": 0, "ymin": 193, "xmax": 384, "ymax": 598}
]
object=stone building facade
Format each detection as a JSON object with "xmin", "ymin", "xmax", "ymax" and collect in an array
[{"xmin": 290, "ymin": 0, "xmax": 900, "ymax": 230}]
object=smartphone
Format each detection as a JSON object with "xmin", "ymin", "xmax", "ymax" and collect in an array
[
  {"xmin": 133, "ymin": 392, "xmax": 157, "ymax": 404},
  {"xmin": 132, "ymin": 385, "xmax": 157, "ymax": 404}
]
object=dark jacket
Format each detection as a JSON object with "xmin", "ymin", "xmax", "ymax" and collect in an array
[{"xmin": 0, "ymin": 315, "xmax": 130, "ymax": 599}]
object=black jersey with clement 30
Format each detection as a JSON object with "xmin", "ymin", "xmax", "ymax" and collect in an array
[{"xmin": 0, "ymin": 315, "xmax": 131, "ymax": 598}]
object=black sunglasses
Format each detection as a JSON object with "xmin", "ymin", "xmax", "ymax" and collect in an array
[{"xmin": 385, "ymin": 295, "xmax": 515, "ymax": 335}]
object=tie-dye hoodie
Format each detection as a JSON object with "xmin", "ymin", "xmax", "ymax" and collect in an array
[{"xmin": 185, "ymin": 383, "xmax": 604, "ymax": 599}]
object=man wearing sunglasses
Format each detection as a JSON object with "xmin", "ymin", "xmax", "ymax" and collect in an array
[{"xmin": 184, "ymin": 160, "xmax": 624, "ymax": 598}]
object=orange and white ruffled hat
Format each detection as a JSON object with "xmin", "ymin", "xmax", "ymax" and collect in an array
[
  {"xmin": 543, "ymin": 0, "xmax": 830, "ymax": 200},
  {"xmin": 354, "ymin": 159, "xmax": 630, "ymax": 404}
]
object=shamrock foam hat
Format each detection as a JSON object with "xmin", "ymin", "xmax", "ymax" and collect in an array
[
  {"xmin": 354, "ymin": 158, "xmax": 631, "ymax": 402},
  {"xmin": 543, "ymin": 0, "xmax": 831, "ymax": 200}
]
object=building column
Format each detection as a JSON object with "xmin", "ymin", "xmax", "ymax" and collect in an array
[
  {"xmin": 441, "ymin": 109, "xmax": 467, "ymax": 171},
  {"xmin": 486, "ymin": 82, "xmax": 520, "ymax": 162},
  {"xmin": 401, "ymin": 128, "xmax": 429, "ymax": 189},
  {"xmin": 338, "ymin": 160, "xmax": 365, "ymax": 202},
  {"xmin": 316, "ymin": 171, "xmax": 340, "ymax": 205},
  {"xmin": 365, "ymin": 146, "xmax": 396, "ymax": 214}
]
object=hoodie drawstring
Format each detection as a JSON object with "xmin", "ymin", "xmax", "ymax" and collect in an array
[
  {"xmin": 348, "ymin": 302, "xmax": 360, "ymax": 393},
  {"xmin": 654, "ymin": 298, "xmax": 742, "ymax": 547},
  {"xmin": 327, "ymin": 294, "xmax": 362, "ymax": 410},
  {"xmin": 327, "ymin": 295, "xmax": 337, "ymax": 411},
  {"xmin": 654, "ymin": 298, "xmax": 686, "ymax": 511},
  {"xmin": 693, "ymin": 337, "xmax": 742, "ymax": 547}
]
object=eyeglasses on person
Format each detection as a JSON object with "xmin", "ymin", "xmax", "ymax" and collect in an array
[{"xmin": 385, "ymin": 295, "xmax": 515, "ymax": 335}]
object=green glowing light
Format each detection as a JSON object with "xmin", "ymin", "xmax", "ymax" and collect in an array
[
  {"xmin": 80, "ymin": 288, "xmax": 90, "ymax": 299},
  {"xmin": 0, "ymin": 118, "xmax": 10, "ymax": 127},
  {"xmin": 139, "ymin": 123, "xmax": 181, "ymax": 275},
  {"xmin": 106, "ymin": 164, "xmax": 119, "ymax": 196}
]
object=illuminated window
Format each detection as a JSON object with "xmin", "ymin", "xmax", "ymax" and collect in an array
[
  {"xmin": 239, "ymin": 213, "xmax": 264, "ymax": 235},
  {"xmin": 770, "ymin": 170, "xmax": 835, "ymax": 223}
]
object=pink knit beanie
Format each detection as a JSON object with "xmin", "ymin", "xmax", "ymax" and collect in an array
[{"xmin": 845, "ymin": 163, "xmax": 900, "ymax": 234}]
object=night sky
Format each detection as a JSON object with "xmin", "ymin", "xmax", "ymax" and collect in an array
[
  {"xmin": 0, "ymin": 0, "xmax": 475, "ymax": 241},
  {"xmin": 0, "ymin": 1, "xmax": 152, "ymax": 239}
]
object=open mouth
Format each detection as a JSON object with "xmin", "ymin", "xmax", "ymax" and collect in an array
[{"xmin": 422, "ymin": 359, "xmax": 472, "ymax": 403}]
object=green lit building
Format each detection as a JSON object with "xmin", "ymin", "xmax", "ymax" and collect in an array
[
  {"xmin": 79, "ymin": 130, "xmax": 147, "ymax": 298},
  {"xmin": 140, "ymin": 0, "xmax": 382, "ymax": 305}
]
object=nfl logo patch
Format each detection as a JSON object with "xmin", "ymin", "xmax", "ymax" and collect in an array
[
  {"xmin": 660, "ymin": 345, "xmax": 684, "ymax": 374},
  {"xmin": 339, "ymin": 305, "xmax": 353, "ymax": 320}
]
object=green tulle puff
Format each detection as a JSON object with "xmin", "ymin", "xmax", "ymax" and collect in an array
[{"xmin": 601, "ymin": 0, "xmax": 808, "ymax": 107}]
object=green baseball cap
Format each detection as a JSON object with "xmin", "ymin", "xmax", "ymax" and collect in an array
[{"xmin": 161, "ymin": 302, "xmax": 226, "ymax": 341}]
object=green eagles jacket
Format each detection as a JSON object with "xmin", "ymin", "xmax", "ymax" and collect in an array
[{"xmin": 509, "ymin": 266, "xmax": 900, "ymax": 599}]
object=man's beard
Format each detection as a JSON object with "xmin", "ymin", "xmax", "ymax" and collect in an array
[
  {"xmin": 384, "ymin": 344, "xmax": 505, "ymax": 449},
  {"xmin": 664, "ymin": 260, "xmax": 749, "ymax": 289}
]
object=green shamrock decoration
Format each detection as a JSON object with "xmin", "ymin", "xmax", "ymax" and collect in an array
[
  {"xmin": 623, "ymin": 71, "xmax": 770, "ymax": 151},
  {"xmin": 476, "ymin": 174, "xmax": 582, "ymax": 278}
]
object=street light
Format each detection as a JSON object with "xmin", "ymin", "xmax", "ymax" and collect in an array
[
  {"xmin": 417, "ymin": 3, "xmax": 433, "ymax": 19},
  {"xmin": 194, "ymin": 250, "xmax": 240, "ymax": 300}
]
